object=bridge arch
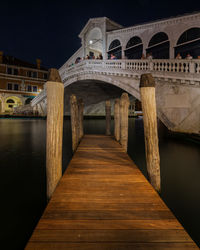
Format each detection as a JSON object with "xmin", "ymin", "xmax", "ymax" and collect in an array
[
  {"xmin": 146, "ymin": 32, "xmax": 170, "ymax": 59},
  {"xmin": 5, "ymin": 96, "xmax": 22, "ymax": 112},
  {"xmin": 108, "ymin": 39, "xmax": 122, "ymax": 59},
  {"xmin": 125, "ymin": 36, "xmax": 143, "ymax": 59},
  {"xmin": 85, "ymin": 27, "xmax": 103, "ymax": 58},
  {"xmin": 64, "ymin": 73, "xmax": 140, "ymax": 100},
  {"xmin": 175, "ymin": 27, "xmax": 200, "ymax": 58}
]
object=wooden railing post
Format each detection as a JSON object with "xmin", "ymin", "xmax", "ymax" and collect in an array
[
  {"xmin": 140, "ymin": 73, "xmax": 161, "ymax": 192},
  {"xmin": 78, "ymin": 98, "xmax": 84, "ymax": 142},
  {"xmin": 70, "ymin": 94, "xmax": 79, "ymax": 152},
  {"xmin": 105, "ymin": 100, "xmax": 111, "ymax": 135},
  {"xmin": 46, "ymin": 68, "xmax": 64, "ymax": 200},
  {"xmin": 120, "ymin": 93, "xmax": 130, "ymax": 152},
  {"xmin": 114, "ymin": 98, "xmax": 120, "ymax": 141}
]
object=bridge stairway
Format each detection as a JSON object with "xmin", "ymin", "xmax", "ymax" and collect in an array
[{"xmin": 26, "ymin": 135, "xmax": 198, "ymax": 249}]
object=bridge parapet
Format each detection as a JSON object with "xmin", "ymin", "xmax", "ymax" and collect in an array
[
  {"xmin": 61, "ymin": 59, "xmax": 200, "ymax": 82},
  {"xmin": 32, "ymin": 59, "xmax": 200, "ymax": 107}
]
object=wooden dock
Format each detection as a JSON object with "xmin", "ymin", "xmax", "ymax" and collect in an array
[{"xmin": 26, "ymin": 135, "xmax": 198, "ymax": 249}]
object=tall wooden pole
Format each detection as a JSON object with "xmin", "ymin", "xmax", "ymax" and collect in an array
[
  {"xmin": 105, "ymin": 100, "xmax": 111, "ymax": 135},
  {"xmin": 46, "ymin": 68, "xmax": 64, "ymax": 200},
  {"xmin": 120, "ymin": 93, "xmax": 130, "ymax": 152},
  {"xmin": 70, "ymin": 94, "xmax": 79, "ymax": 152},
  {"xmin": 114, "ymin": 98, "xmax": 120, "ymax": 141},
  {"xmin": 140, "ymin": 73, "xmax": 161, "ymax": 192},
  {"xmin": 78, "ymin": 98, "xmax": 84, "ymax": 141}
]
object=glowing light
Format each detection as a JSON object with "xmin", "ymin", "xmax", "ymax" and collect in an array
[{"xmin": 89, "ymin": 40, "xmax": 93, "ymax": 44}]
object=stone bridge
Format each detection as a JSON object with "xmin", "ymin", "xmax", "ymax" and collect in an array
[{"xmin": 32, "ymin": 59, "xmax": 200, "ymax": 135}]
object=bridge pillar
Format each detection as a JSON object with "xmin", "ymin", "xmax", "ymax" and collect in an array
[
  {"xmin": 120, "ymin": 93, "xmax": 130, "ymax": 152},
  {"xmin": 140, "ymin": 73, "xmax": 161, "ymax": 192},
  {"xmin": 114, "ymin": 98, "xmax": 120, "ymax": 141},
  {"xmin": 105, "ymin": 100, "xmax": 111, "ymax": 135},
  {"xmin": 46, "ymin": 69, "xmax": 64, "ymax": 200}
]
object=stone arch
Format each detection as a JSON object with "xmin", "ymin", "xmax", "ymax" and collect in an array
[
  {"xmin": 107, "ymin": 39, "xmax": 122, "ymax": 59},
  {"xmin": 85, "ymin": 27, "xmax": 103, "ymax": 58},
  {"xmin": 5, "ymin": 96, "xmax": 22, "ymax": 112},
  {"xmin": 64, "ymin": 73, "xmax": 140, "ymax": 100},
  {"xmin": 125, "ymin": 36, "xmax": 143, "ymax": 59},
  {"xmin": 175, "ymin": 27, "xmax": 200, "ymax": 58},
  {"xmin": 146, "ymin": 32, "xmax": 170, "ymax": 59}
]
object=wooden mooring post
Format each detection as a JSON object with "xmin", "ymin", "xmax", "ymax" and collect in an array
[
  {"xmin": 70, "ymin": 94, "xmax": 79, "ymax": 152},
  {"xmin": 120, "ymin": 93, "xmax": 130, "ymax": 152},
  {"xmin": 140, "ymin": 73, "xmax": 161, "ymax": 192},
  {"xmin": 114, "ymin": 98, "xmax": 120, "ymax": 141},
  {"xmin": 46, "ymin": 68, "xmax": 64, "ymax": 200},
  {"xmin": 105, "ymin": 100, "xmax": 111, "ymax": 135},
  {"xmin": 78, "ymin": 98, "xmax": 84, "ymax": 142}
]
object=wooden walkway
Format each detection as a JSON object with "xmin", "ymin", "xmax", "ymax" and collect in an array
[{"xmin": 26, "ymin": 135, "xmax": 198, "ymax": 249}]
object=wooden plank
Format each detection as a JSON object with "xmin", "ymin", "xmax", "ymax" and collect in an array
[
  {"xmin": 25, "ymin": 242, "xmax": 199, "ymax": 250},
  {"xmin": 25, "ymin": 135, "xmax": 198, "ymax": 249}
]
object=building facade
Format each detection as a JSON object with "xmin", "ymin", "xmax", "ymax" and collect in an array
[{"xmin": 0, "ymin": 51, "xmax": 48, "ymax": 114}]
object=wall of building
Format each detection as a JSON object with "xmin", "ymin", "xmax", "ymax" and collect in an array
[{"xmin": 0, "ymin": 59, "xmax": 48, "ymax": 114}]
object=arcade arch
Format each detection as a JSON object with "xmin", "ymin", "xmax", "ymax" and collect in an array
[
  {"xmin": 85, "ymin": 27, "xmax": 103, "ymax": 59},
  {"xmin": 175, "ymin": 27, "xmax": 200, "ymax": 58},
  {"xmin": 125, "ymin": 36, "xmax": 143, "ymax": 59},
  {"xmin": 146, "ymin": 32, "xmax": 169, "ymax": 59},
  {"xmin": 108, "ymin": 39, "xmax": 122, "ymax": 59},
  {"xmin": 5, "ymin": 96, "xmax": 22, "ymax": 112}
]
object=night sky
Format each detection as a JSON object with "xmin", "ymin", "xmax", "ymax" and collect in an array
[{"xmin": 1, "ymin": 0, "xmax": 200, "ymax": 69}]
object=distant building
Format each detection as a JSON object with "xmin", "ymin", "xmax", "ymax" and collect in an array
[{"xmin": 0, "ymin": 51, "xmax": 48, "ymax": 114}]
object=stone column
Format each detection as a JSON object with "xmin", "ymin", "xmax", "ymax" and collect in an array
[
  {"xmin": 78, "ymin": 98, "xmax": 84, "ymax": 142},
  {"xmin": 121, "ymin": 45, "xmax": 126, "ymax": 59},
  {"xmin": 70, "ymin": 94, "xmax": 79, "ymax": 152},
  {"xmin": 140, "ymin": 73, "xmax": 161, "ymax": 192},
  {"xmin": 46, "ymin": 68, "xmax": 64, "ymax": 200},
  {"xmin": 105, "ymin": 100, "xmax": 111, "ymax": 135},
  {"xmin": 120, "ymin": 93, "xmax": 130, "ymax": 152},
  {"xmin": 114, "ymin": 98, "xmax": 120, "ymax": 141}
]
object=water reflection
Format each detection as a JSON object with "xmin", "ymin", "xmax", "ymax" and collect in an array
[{"xmin": 0, "ymin": 118, "xmax": 199, "ymax": 249}]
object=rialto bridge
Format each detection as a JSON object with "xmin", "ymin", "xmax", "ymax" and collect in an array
[{"xmin": 31, "ymin": 12, "xmax": 200, "ymax": 135}]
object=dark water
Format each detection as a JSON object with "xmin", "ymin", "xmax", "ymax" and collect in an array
[{"xmin": 0, "ymin": 118, "xmax": 199, "ymax": 249}]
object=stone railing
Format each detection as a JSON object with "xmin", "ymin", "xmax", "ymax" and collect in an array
[
  {"xmin": 61, "ymin": 59, "xmax": 200, "ymax": 75},
  {"xmin": 32, "ymin": 59, "xmax": 200, "ymax": 106}
]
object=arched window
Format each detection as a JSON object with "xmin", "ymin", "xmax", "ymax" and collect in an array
[
  {"xmin": 108, "ymin": 39, "xmax": 122, "ymax": 59},
  {"xmin": 6, "ymin": 99, "xmax": 15, "ymax": 103},
  {"xmin": 146, "ymin": 32, "xmax": 169, "ymax": 59},
  {"xmin": 125, "ymin": 36, "xmax": 143, "ymax": 59},
  {"xmin": 175, "ymin": 28, "xmax": 200, "ymax": 58}
]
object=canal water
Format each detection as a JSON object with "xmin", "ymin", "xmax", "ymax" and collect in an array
[{"xmin": 0, "ymin": 118, "xmax": 199, "ymax": 249}]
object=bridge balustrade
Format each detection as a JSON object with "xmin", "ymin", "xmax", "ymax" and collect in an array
[{"xmin": 32, "ymin": 59, "xmax": 200, "ymax": 106}]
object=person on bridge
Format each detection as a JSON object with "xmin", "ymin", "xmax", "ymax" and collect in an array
[
  {"xmin": 186, "ymin": 53, "xmax": 193, "ymax": 59},
  {"xmin": 110, "ymin": 54, "xmax": 117, "ymax": 60},
  {"xmin": 146, "ymin": 52, "xmax": 153, "ymax": 59},
  {"xmin": 176, "ymin": 53, "xmax": 182, "ymax": 59}
]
